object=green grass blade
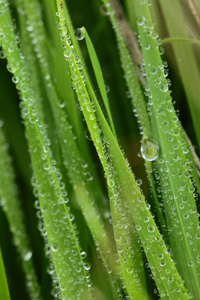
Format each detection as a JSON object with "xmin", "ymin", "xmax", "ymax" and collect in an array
[
  {"xmin": 158, "ymin": 0, "xmax": 200, "ymax": 150},
  {"xmin": 100, "ymin": 0, "xmax": 166, "ymax": 236},
  {"xmin": 56, "ymin": 2, "xmax": 190, "ymax": 298},
  {"xmin": 0, "ymin": 247, "xmax": 10, "ymax": 300},
  {"xmin": 0, "ymin": 126, "xmax": 41, "ymax": 300},
  {"xmin": 101, "ymin": 0, "xmax": 151, "ymax": 138},
  {"xmin": 0, "ymin": 2, "xmax": 92, "ymax": 299},
  {"xmin": 22, "ymin": 3, "xmax": 116, "ymax": 285},
  {"xmin": 45, "ymin": 87, "xmax": 121, "ymax": 299},
  {"xmin": 56, "ymin": 2, "xmax": 149, "ymax": 298},
  {"xmin": 134, "ymin": 1, "xmax": 200, "ymax": 298},
  {"xmin": 81, "ymin": 27, "xmax": 116, "ymax": 137}
]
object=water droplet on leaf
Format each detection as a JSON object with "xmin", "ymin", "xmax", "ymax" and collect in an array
[
  {"xmin": 74, "ymin": 28, "xmax": 85, "ymax": 41},
  {"xmin": 24, "ymin": 251, "xmax": 32, "ymax": 261},
  {"xmin": 141, "ymin": 138, "xmax": 159, "ymax": 161},
  {"xmin": 100, "ymin": 4, "xmax": 111, "ymax": 16}
]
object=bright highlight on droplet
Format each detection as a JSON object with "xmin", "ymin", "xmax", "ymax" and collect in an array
[
  {"xmin": 74, "ymin": 28, "xmax": 85, "ymax": 41},
  {"xmin": 100, "ymin": 4, "xmax": 111, "ymax": 16},
  {"xmin": 141, "ymin": 138, "xmax": 159, "ymax": 161}
]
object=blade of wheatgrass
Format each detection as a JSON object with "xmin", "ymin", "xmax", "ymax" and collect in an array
[
  {"xmin": 0, "ymin": 126, "xmax": 41, "ymax": 300},
  {"xmin": 56, "ymin": 2, "xmax": 189, "ymax": 299},
  {"xmin": 108, "ymin": 186, "xmax": 149, "ymax": 300},
  {"xmin": 107, "ymin": 0, "xmax": 200, "ymax": 202},
  {"xmin": 116, "ymin": 0, "xmax": 200, "ymax": 207},
  {"xmin": 149, "ymin": 0, "xmax": 200, "ymax": 197},
  {"xmin": 21, "ymin": 0, "xmax": 101, "ymax": 191},
  {"xmin": 41, "ymin": 0, "xmax": 81, "ymax": 140},
  {"xmin": 0, "ymin": 247, "xmax": 10, "ymax": 300},
  {"xmin": 100, "ymin": 0, "xmax": 166, "ymax": 234},
  {"xmin": 84, "ymin": 69, "xmax": 189, "ymax": 300},
  {"xmin": 81, "ymin": 27, "xmax": 116, "ymax": 137},
  {"xmin": 16, "ymin": 5, "xmax": 45, "ymax": 125},
  {"xmin": 56, "ymin": 2, "xmax": 149, "ymax": 299},
  {"xmin": 43, "ymin": 87, "xmax": 122, "ymax": 300},
  {"xmin": 20, "ymin": 0, "xmax": 122, "ymax": 294},
  {"xmin": 134, "ymin": 1, "xmax": 200, "ymax": 298},
  {"xmin": 161, "ymin": 37, "xmax": 200, "ymax": 46},
  {"xmin": 101, "ymin": 0, "xmax": 151, "ymax": 137},
  {"xmin": 22, "ymin": 0, "xmax": 113, "ymax": 261},
  {"xmin": 0, "ymin": 2, "xmax": 92, "ymax": 299},
  {"xmin": 158, "ymin": 0, "xmax": 200, "ymax": 150}
]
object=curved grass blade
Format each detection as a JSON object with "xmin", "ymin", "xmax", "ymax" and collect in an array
[
  {"xmin": 104, "ymin": 0, "xmax": 200, "ymax": 206},
  {"xmin": 0, "ymin": 2, "xmax": 92, "ymax": 299},
  {"xmin": 81, "ymin": 27, "xmax": 116, "ymax": 137},
  {"xmin": 100, "ymin": 0, "xmax": 166, "ymax": 236},
  {"xmin": 56, "ymin": 2, "xmax": 149, "ymax": 299},
  {"xmin": 21, "ymin": 0, "xmax": 100, "ymax": 188},
  {"xmin": 158, "ymin": 0, "xmax": 200, "ymax": 150},
  {"xmin": 56, "ymin": 2, "xmax": 190, "ymax": 298},
  {"xmin": 0, "ymin": 126, "xmax": 41, "ymax": 300},
  {"xmin": 134, "ymin": 1, "xmax": 200, "ymax": 298},
  {"xmin": 19, "ymin": 6, "xmax": 121, "ymax": 298},
  {"xmin": 0, "ymin": 247, "xmax": 10, "ymax": 300},
  {"xmin": 101, "ymin": 0, "xmax": 151, "ymax": 138}
]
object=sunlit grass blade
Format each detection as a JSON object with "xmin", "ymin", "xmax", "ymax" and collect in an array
[
  {"xmin": 0, "ymin": 247, "xmax": 10, "ymax": 300},
  {"xmin": 101, "ymin": 0, "xmax": 151, "ymax": 138},
  {"xmin": 44, "ymin": 88, "xmax": 121, "ymax": 299},
  {"xmin": 111, "ymin": 0, "xmax": 200, "ymax": 199},
  {"xmin": 56, "ymin": 2, "xmax": 149, "ymax": 299},
  {"xmin": 81, "ymin": 27, "xmax": 116, "ymax": 137},
  {"xmin": 56, "ymin": 2, "xmax": 190, "ymax": 298},
  {"xmin": 0, "ymin": 126, "xmax": 41, "ymax": 300},
  {"xmin": 158, "ymin": 0, "xmax": 200, "ymax": 150},
  {"xmin": 134, "ymin": 0, "xmax": 200, "ymax": 298},
  {"xmin": 21, "ymin": 5, "xmax": 117, "ymax": 290},
  {"xmin": 0, "ymin": 1, "xmax": 92, "ymax": 299},
  {"xmin": 21, "ymin": 0, "xmax": 96, "ymax": 175},
  {"xmin": 100, "ymin": 0, "xmax": 166, "ymax": 234}
]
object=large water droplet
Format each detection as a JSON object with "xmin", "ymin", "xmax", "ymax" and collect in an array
[
  {"xmin": 74, "ymin": 28, "xmax": 85, "ymax": 41},
  {"xmin": 141, "ymin": 138, "xmax": 159, "ymax": 161}
]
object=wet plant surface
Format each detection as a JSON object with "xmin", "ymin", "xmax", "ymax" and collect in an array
[{"xmin": 0, "ymin": 0, "xmax": 200, "ymax": 299}]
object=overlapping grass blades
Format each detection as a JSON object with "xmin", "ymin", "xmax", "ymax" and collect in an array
[
  {"xmin": 0, "ymin": 247, "xmax": 11, "ymax": 300},
  {"xmin": 100, "ymin": 0, "xmax": 165, "ymax": 233},
  {"xmin": 0, "ymin": 1, "xmax": 92, "ymax": 299},
  {"xmin": 16, "ymin": 1, "xmax": 122, "ymax": 298},
  {"xmin": 158, "ymin": 0, "xmax": 200, "ymax": 151},
  {"xmin": 55, "ymin": 0, "xmax": 190, "ymax": 298},
  {"xmin": 0, "ymin": 126, "xmax": 41, "ymax": 300},
  {"xmin": 81, "ymin": 27, "xmax": 116, "ymax": 137},
  {"xmin": 1, "ymin": 0, "xmax": 200, "ymax": 299},
  {"xmin": 134, "ymin": 0, "xmax": 200, "ymax": 298}
]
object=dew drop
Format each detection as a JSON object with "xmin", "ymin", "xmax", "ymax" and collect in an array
[
  {"xmin": 51, "ymin": 243, "xmax": 59, "ymax": 252},
  {"xmin": 141, "ymin": 138, "xmax": 159, "ymax": 161},
  {"xmin": 160, "ymin": 83, "xmax": 168, "ymax": 92},
  {"xmin": 136, "ymin": 179, "xmax": 142, "ymax": 186},
  {"xmin": 64, "ymin": 48, "xmax": 71, "ymax": 58},
  {"xmin": 80, "ymin": 251, "xmax": 87, "ymax": 259},
  {"xmin": 100, "ymin": 4, "xmax": 111, "ymax": 16},
  {"xmin": 0, "ymin": 32, "xmax": 5, "ymax": 39},
  {"xmin": 83, "ymin": 262, "xmax": 90, "ymax": 271},
  {"xmin": 182, "ymin": 146, "xmax": 189, "ymax": 154},
  {"xmin": 24, "ymin": 251, "xmax": 32, "ymax": 261},
  {"xmin": 147, "ymin": 224, "xmax": 155, "ymax": 233},
  {"xmin": 74, "ymin": 28, "xmax": 85, "ymax": 41},
  {"xmin": 137, "ymin": 16, "xmax": 145, "ymax": 26}
]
